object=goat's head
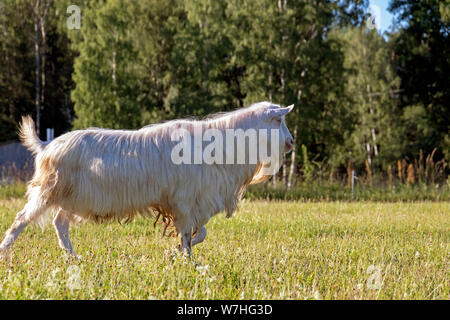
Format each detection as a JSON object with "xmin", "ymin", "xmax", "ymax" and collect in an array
[
  {"xmin": 247, "ymin": 102, "xmax": 295, "ymax": 176},
  {"xmin": 262, "ymin": 103, "xmax": 295, "ymax": 154}
]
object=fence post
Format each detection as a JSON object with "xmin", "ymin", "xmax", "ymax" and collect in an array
[{"xmin": 46, "ymin": 128, "xmax": 54, "ymax": 142}]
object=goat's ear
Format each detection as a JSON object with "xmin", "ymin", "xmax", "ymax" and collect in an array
[{"xmin": 264, "ymin": 104, "xmax": 294, "ymax": 119}]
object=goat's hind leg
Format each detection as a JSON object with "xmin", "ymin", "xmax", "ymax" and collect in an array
[
  {"xmin": 192, "ymin": 226, "xmax": 207, "ymax": 247},
  {"xmin": 0, "ymin": 209, "xmax": 29, "ymax": 259},
  {"xmin": 0, "ymin": 198, "xmax": 46, "ymax": 259},
  {"xmin": 180, "ymin": 231, "xmax": 192, "ymax": 257},
  {"xmin": 53, "ymin": 209, "xmax": 77, "ymax": 258}
]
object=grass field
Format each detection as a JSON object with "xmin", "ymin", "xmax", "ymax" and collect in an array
[{"xmin": 0, "ymin": 198, "xmax": 448, "ymax": 299}]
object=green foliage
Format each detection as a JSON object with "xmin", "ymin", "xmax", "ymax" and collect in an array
[
  {"xmin": 68, "ymin": 0, "xmax": 369, "ymax": 131},
  {"xmin": 0, "ymin": 0, "xmax": 75, "ymax": 138},
  {"xmin": 0, "ymin": 116, "xmax": 18, "ymax": 141},
  {"xmin": 328, "ymin": 27, "xmax": 403, "ymax": 169},
  {"xmin": 246, "ymin": 181, "xmax": 450, "ymax": 202},
  {"xmin": 0, "ymin": 1, "xmax": 35, "ymax": 138},
  {"xmin": 0, "ymin": 0, "xmax": 448, "ymax": 180},
  {"xmin": 301, "ymin": 144, "xmax": 319, "ymax": 182},
  {"xmin": 389, "ymin": 0, "xmax": 450, "ymax": 161},
  {"xmin": 70, "ymin": 0, "xmax": 143, "ymax": 129}
]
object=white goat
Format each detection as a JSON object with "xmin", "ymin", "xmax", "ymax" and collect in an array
[{"xmin": 0, "ymin": 102, "xmax": 294, "ymax": 258}]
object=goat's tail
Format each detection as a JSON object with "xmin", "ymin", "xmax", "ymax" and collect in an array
[{"xmin": 19, "ymin": 116, "xmax": 46, "ymax": 155}]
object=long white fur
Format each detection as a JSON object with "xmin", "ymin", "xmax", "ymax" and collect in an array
[{"xmin": 0, "ymin": 101, "xmax": 293, "ymax": 257}]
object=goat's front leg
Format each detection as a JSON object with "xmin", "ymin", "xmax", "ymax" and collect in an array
[{"xmin": 53, "ymin": 208, "xmax": 77, "ymax": 258}]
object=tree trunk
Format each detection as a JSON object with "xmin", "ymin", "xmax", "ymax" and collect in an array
[
  {"xmin": 34, "ymin": 16, "xmax": 41, "ymax": 136},
  {"xmin": 112, "ymin": 50, "xmax": 117, "ymax": 88},
  {"xmin": 40, "ymin": 1, "xmax": 51, "ymax": 111},
  {"xmin": 33, "ymin": 0, "xmax": 52, "ymax": 136},
  {"xmin": 268, "ymin": 67, "xmax": 277, "ymax": 185},
  {"xmin": 287, "ymin": 126, "xmax": 297, "ymax": 189},
  {"xmin": 278, "ymin": 0, "xmax": 287, "ymax": 186},
  {"xmin": 367, "ymin": 84, "xmax": 378, "ymax": 157},
  {"xmin": 371, "ymin": 128, "xmax": 378, "ymax": 156},
  {"xmin": 40, "ymin": 22, "xmax": 46, "ymax": 110}
]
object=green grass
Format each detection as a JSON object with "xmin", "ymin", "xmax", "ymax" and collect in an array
[
  {"xmin": 0, "ymin": 183, "xmax": 27, "ymax": 199},
  {"xmin": 0, "ymin": 197, "xmax": 448, "ymax": 299}
]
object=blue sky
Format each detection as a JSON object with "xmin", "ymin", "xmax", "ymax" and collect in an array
[{"xmin": 368, "ymin": 0, "xmax": 395, "ymax": 33}]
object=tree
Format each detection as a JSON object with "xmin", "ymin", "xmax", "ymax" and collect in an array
[
  {"xmin": 165, "ymin": 0, "xmax": 244, "ymax": 117},
  {"xmin": 389, "ymin": 0, "xmax": 450, "ymax": 161},
  {"xmin": 225, "ymin": 0, "xmax": 367, "ymax": 182},
  {"xmin": 0, "ymin": 0, "xmax": 74, "ymax": 141},
  {"xmin": 33, "ymin": 0, "xmax": 54, "ymax": 135},
  {"xmin": 330, "ymin": 27, "xmax": 402, "ymax": 170},
  {"xmin": 70, "ymin": 0, "xmax": 140, "ymax": 129},
  {"xmin": 0, "ymin": 1, "xmax": 36, "ymax": 141},
  {"xmin": 70, "ymin": 0, "xmax": 186, "ymax": 129}
]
